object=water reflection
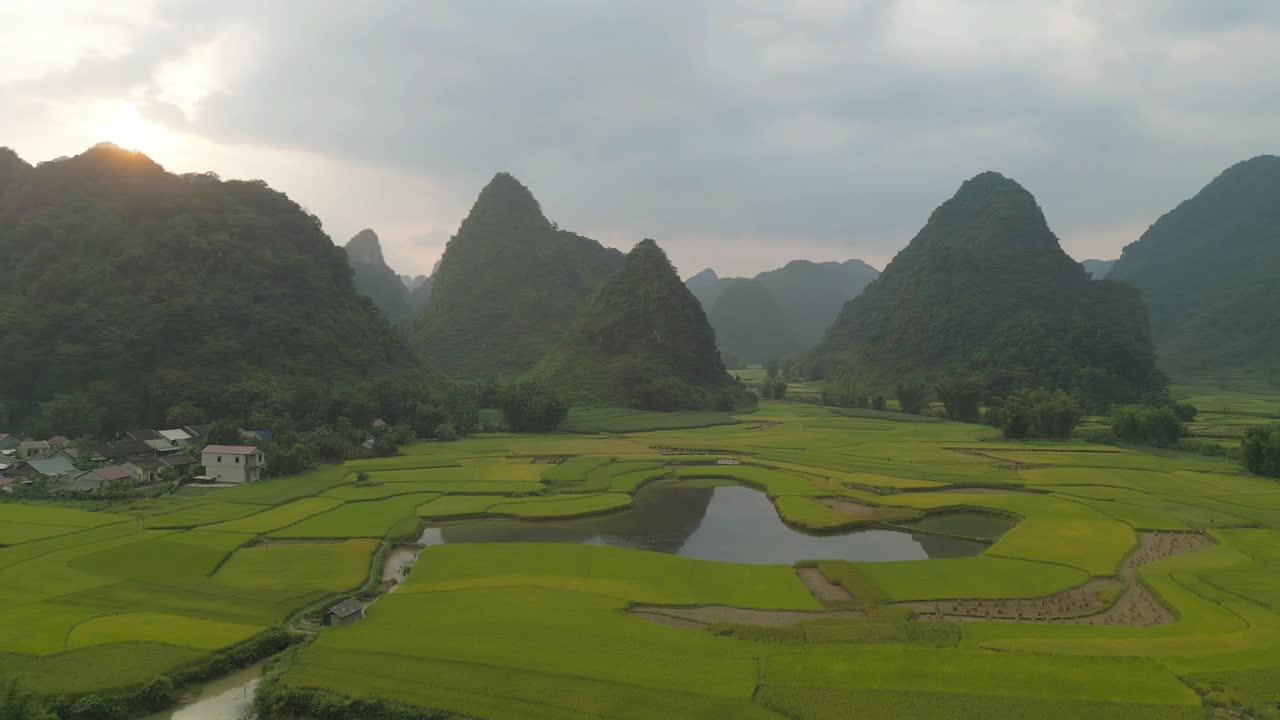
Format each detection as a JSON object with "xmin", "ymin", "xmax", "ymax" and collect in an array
[
  {"xmin": 140, "ymin": 661, "xmax": 263, "ymax": 720},
  {"xmin": 420, "ymin": 483, "xmax": 987, "ymax": 564}
]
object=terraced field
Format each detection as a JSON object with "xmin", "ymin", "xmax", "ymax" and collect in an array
[{"xmin": 2, "ymin": 400, "xmax": 1279, "ymax": 719}]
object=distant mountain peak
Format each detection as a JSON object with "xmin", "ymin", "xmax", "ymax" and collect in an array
[
  {"xmin": 687, "ymin": 268, "xmax": 719, "ymax": 283},
  {"xmin": 817, "ymin": 173, "xmax": 1161, "ymax": 406},
  {"xmin": 414, "ymin": 174, "xmax": 624, "ymax": 377},
  {"xmin": 470, "ymin": 171, "xmax": 547, "ymax": 228},
  {"xmin": 528, "ymin": 238, "xmax": 745, "ymax": 409},
  {"xmin": 345, "ymin": 229, "xmax": 387, "ymax": 267}
]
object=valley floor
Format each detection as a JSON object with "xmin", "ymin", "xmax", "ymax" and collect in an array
[{"xmin": 3, "ymin": 401, "xmax": 1280, "ymax": 718}]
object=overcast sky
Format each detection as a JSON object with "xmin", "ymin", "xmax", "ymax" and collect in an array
[{"xmin": 1, "ymin": 1, "xmax": 1276, "ymax": 278}]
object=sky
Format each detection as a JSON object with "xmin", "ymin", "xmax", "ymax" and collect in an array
[{"xmin": 1, "ymin": 1, "xmax": 1276, "ymax": 279}]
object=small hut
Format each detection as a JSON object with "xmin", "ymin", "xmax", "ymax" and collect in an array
[{"xmin": 326, "ymin": 598, "xmax": 365, "ymax": 627}]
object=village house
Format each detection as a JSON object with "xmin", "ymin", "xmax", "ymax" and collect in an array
[
  {"xmin": 0, "ymin": 434, "xmax": 20, "ymax": 453},
  {"xmin": 27, "ymin": 454, "xmax": 78, "ymax": 480},
  {"xmin": 60, "ymin": 465, "xmax": 133, "ymax": 493},
  {"xmin": 17, "ymin": 439, "xmax": 50, "ymax": 460},
  {"xmin": 159, "ymin": 428, "xmax": 194, "ymax": 446},
  {"xmin": 327, "ymin": 598, "xmax": 365, "ymax": 626},
  {"xmin": 125, "ymin": 456, "xmax": 165, "ymax": 484},
  {"xmin": 200, "ymin": 445, "xmax": 265, "ymax": 484}
]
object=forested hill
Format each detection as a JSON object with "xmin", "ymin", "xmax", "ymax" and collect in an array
[
  {"xmin": 687, "ymin": 258, "xmax": 880, "ymax": 360},
  {"xmin": 413, "ymin": 172, "xmax": 624, "ymax": 378},
  {"xmin": 707, "ymin": 279, "xmax": 798, "ymax": 364},
  {"xmin": 344, "ymin": 229, "xmax": 415, "ymax": 324},
  {"xmin": 816, "ymin": 171, "xmax": 1164, "ymax": 406},
  {"xmin": 527, "ymin": 239, "xmax": 748, "ymax": 411},
  {"xmin": 1109, "ymin": 155, "xmax": 1280, "ymax": 378},
  {"xmin": 1081, "ymin": 259, "xmax": 1115, "ymax": 278},
  {"xmin": 0, "ymin": 143, "xmax": 427, "ymax": 435}
]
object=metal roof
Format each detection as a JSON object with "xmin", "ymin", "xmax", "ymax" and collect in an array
[
  {"xmin": 329, "ymin": 598, "xmax": 364, "ymax": 618},
  {"xmin": 202, "ymin": 445, "xmax": 259, "ymax": 455}
]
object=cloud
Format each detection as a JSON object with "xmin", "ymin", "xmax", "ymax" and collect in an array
[{"xmin": 0, "ymin": 1, "xmax": 1277, "ymax": 276}]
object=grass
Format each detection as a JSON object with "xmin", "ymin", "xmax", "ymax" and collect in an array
[
  {"xmin": 66, "ymin": 612, "xmax": 263, "ymax": 650},
  {"xmin": 487, "ymin": 493, "xmax": 632, "ymax": 518},
  {"xmin": 214, "ymin": 538, "xmax": 378, "ymax": 593},
  {"xmin": 204, "ymin": 497, "xmax": 346, "ymax": 534},
  {"xmin": 143, "ymin": 501, "xmax": 266, "ymax": 528},
  {"xmin": 271, "ymin": 494, "xmax": 439, "ymax": 539},
  {"xmin": 8, "ymin": 392, "xmax": 1280, "ymax": 715},
  {"xmin": 560, "ymin": 407, "xmax": 744, "ymax": 433}
]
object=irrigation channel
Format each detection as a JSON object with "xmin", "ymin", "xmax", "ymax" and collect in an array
[
  {"xmin": 418, "ymin": 481, "xmax": 1006, "ymax": 563},
  {"xmin": 139, "ymin": 660, "xmax": 267, "ymax": 720}
]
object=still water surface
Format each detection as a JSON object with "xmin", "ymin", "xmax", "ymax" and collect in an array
[
  {"xmin": 419, "ymin": 482, "xmax": 991, "ymax": 564},
  {"xmin": 139, "ymin": 660, "xmax": 264, "ymax": 720}
]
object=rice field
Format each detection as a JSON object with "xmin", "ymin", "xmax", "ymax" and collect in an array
[{"xmin": 3, "ymin": 396, "xmax": 1280, "ymax": 718}]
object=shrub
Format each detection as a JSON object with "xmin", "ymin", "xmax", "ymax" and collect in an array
[
  {"xmin": 1241, "ymin": 425, "xmax": 1280, "ymax": 477},
  {"xmin": 1177, "ymin": 437, "xmax": 1228, "ymax": 457},
  {"xmin": 994, "ymin": 388, "xmax": 1084, "ymax": 439},
  {"xmin": 935, "ymin": 375, "xmax": 983, "ymax": 422},
  {"xmin": 1111, "ymin": 405, "xmax": 1184, "ymax": 448},
  {"xmin": 895, "ymin": 382, "xmax": 930, "ymax": 415},
  {"xmin": 498, "ymin": 381, "xmax": 569, "ymax": 432}
]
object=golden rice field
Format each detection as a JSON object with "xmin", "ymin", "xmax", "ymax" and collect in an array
[{"xmin": 2, "ymin": 400, "xmax": 1280, "ymax": 719}]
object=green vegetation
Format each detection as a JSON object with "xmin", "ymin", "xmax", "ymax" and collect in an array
[
  {"xmin": 987, "ymin": 388, "xmax": 1084, "ymax": 438},
  {"xmin": 814, "ymin": 172, "xmax": 1164, "ymax": 408},
  {"xmin": 688, "ymin": 259, "xmax": 880, "ymax": 354},
  {"xmin": 1242, "ymin": 425, "xmax": 1280, "ymax": 477},
  {"xmin": 6, "ymin": 392, "xmax": 1280, "ymax": 718},
  {"xmin": 1109, "ymin": 155, "xmax": 1280, "ymax": 376},
  {"xmin": 413, "ymin": 172, "xmax": 624, "ymax": 377},
  {"xmin": 344, "ymin": 228, "xmax": 418, "ymax": 325},
  {"xmin": 1111, "ymin": 404, "xmax": 1185, "ymax": 447},
  {"xmin": 528, "ymin": 239, "xmax": 751, "ymax": 411},
  {"xmin": 706, "ymin": 279, "xmax": 798, "ymax": 364},
  {"xmin": 0, "ymin": 143, "xmax": 444, "ymax": 435}
]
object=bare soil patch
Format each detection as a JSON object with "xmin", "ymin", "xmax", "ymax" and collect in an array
[
  {"xmin": 796, "ymin": 567, "xmax": 856, "ymax": 605},
  {"xmin": 629, "ymin": 604, "xmax": 863, "ymax": 628},
  {"xmin": 629, "ymin": 612, "xmax": 705, "ymax": 629},
  {"xmin": 901, "ymin": 531, "xmax": 1212, "ymax": 627}
]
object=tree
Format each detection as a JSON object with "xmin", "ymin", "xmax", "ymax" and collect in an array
[
  {"xmin": 498, "ymin": 381, "xmax": 569, "ymax": 433},
  {"xmin": 206, "ymin": 420, "xmax": 242, "ymax": 445},
  {"xmin": 895, "ymin": 382, "xmax": 930, "ymax": 415},
  {"xmin": 765, "ymin": 359, "xmax": 780, "ymax": 379},
  {"xmin": 1111, "ymin": 405, "xmax": 1184, "ymax": 448},
  {"xmin": 771, "ymin": 380, "xmax": 788, "ymax": 400},
  {"xmin": 1241, "ymin": 425, "xmax": 1280, "ymax": 478},
  {"xmin": 995, "ymin": 389, "xmax": 1084, "ymax": 439},
  {"xmin": 935, "ymin": 375, "xmax": 983, "ymax": 422},
  {"xmin": 164, "ymin": 401, "xmax": 205, "ymax": 427}
]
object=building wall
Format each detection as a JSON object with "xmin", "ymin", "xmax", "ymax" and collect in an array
[
  {"xmin": 202, "ymin": 454, "xmax": 251, "ymax": 484},
  {"xmin": 328, "ymin": 611, "xmax": 363, "ymax": 627}
]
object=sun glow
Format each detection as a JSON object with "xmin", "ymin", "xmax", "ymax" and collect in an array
[{"xmin": 92, "ymin": 101, "xmax": 164, "ymax": 152}]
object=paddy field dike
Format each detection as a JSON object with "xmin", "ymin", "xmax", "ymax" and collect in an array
[{"xmin": 3, "ymin": 401, "xmax": 1280, "ymax": 719}]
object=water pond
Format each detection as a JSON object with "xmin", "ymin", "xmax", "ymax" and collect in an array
[
  {"xmin": 419, "ymin": 482, "xmax": 998, "ymax": 564},
  {"xmin": 140, "ymin": 660, "xmax": 264, "ymax": 720}
]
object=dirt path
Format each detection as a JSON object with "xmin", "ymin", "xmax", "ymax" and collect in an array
[
  {"xmin": 819, "ymin": 499, "xmax": 876, "ymax": 518},
  {"xmin": 795, "ymin": 567, "xmax": 855, "ymax": 605},
  {"xmin": 629, "ymin": 604, "xmax": 863, "ymax": 628},
  {"xmin": 901, "ymin": 531, "xmax": 1212, "ymax": 626}
]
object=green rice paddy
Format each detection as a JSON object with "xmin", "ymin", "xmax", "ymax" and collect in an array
[{"xmin": 2, "ymin": 397, "xmax": 1280, "ymax": 718}]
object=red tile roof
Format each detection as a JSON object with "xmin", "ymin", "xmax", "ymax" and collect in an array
[
  {"xmin": 202, "ymin": 445, "xmax": 259, "ymax": 455},
  {"xmin": 48, "ymin": 436, "xmax": 69, "ymax": 446},
  {"xmin": 96, "ymin": 466, "xmax": 134, "ymax": 481}
]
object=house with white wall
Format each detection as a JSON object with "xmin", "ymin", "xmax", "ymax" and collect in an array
[{"xmin": 200, "ymin": 445, "xmax": 265, "ymax": 484}]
